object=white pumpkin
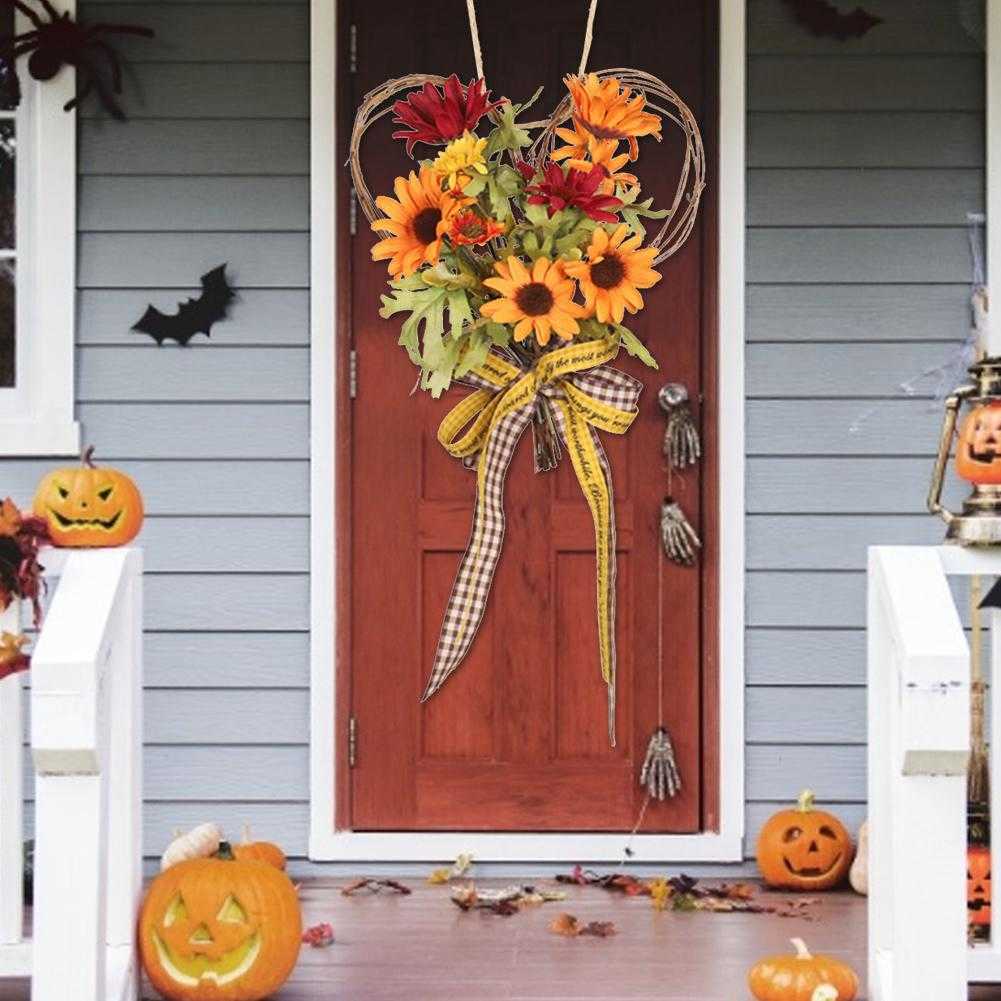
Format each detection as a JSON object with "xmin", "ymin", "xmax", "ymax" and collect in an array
[
  {"xmin": 849, "ymin": 820, "xmax": 868, "ymax": 895},
  {"xmin": 160, "ymin": 822, "xmax": 223, "ymax": 871}
]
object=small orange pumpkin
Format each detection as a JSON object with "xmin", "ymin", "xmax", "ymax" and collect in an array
[
  {"xmin": 956, "ymin": 401, "xmax": 1001, "ymax": 484},
  {"xmin": 748, "ymin": 938, "xmax": 859, "ymax": 1001},
  {"xmin": 232, "ymin": 828, "xmax": 286, "ymax": 871},
  {"xmin": 33, "ymin": 447, "xmax": 143, "ymax": 547},
  {"xmin": 756, "ymin": 790, "xmax": 853, "ymax": 891},
  {"xmin": 969, "ymin": 844, "xmax": 991, "ymax": 928},
  {"xmin": 139, "ymin": 856, "xmax": 301, "ymax": 1001}
]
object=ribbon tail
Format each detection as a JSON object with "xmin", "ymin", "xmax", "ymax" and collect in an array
[
  {"xmin": 421, "ymin": 402, "xmax": 535, "ymax": 702},
  {"xmin": 551, "ymin": 398, "xmax": 618, "ymax": 746}
]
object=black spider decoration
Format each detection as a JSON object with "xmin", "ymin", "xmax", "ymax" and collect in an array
[{"xmin": 0, "ymin": 0, "xmax": 153, "ymax": 120}]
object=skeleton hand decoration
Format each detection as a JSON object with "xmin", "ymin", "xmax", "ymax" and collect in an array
[
  {"xmin": 660, "ymin": 498, "xmax": 701, "ymax": 566},
  {"xmin": 658, "ymin": 382, "xmax": 701, "ymax": 469},
  {"xmin": 639, "ymin": 726, "xmax": 682, "ymax": 800}
]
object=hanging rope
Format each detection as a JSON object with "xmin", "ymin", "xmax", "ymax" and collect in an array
[{"xmin": 465, "ymin": 0, "xmax": 599, "ymax": 83}]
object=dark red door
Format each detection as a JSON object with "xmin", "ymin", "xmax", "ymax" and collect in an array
[{"xmin": 339, "ymin": 0, "xmax": 717, "ymax": 832}]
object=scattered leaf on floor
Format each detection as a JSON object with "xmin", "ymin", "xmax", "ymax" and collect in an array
[
  {"xmin": 302, "ymin": 922, "xmax": 335, "ymax": 947},
  {"xmin": 340, "ymin": 878, "xmax": 412, "ymax": 896},
  {"xmin": 549, "ymin": 913, "xmax": 616, "ymax": 937}
]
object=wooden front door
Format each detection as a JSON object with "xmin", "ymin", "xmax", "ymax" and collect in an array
[{"xmin": 338, "ymin": 0, "xmax": 718, "ymax": 832}]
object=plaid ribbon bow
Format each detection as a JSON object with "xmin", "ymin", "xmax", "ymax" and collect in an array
[{"xmin": 421, "ymin": 332, "xmax": 642, "ymax": 746}]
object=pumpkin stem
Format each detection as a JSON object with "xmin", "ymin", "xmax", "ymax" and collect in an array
[
  {"xmin": 796, "ymin": 789, "xmax": 815, "ymax": 813},
  {"xmin": 791, "ymin": 937, "xmax": 812, "ymax": 960},
  {"xmin": 81, "ymin": 446, "xmax": 96, "ymax": 468},
  {"xmin": 215, "ymin": 841, "xmax": 235, "ymax": 861},
  {"xmin": 242, "ymin": 823, "xmax": 251, "ymax": 844}
]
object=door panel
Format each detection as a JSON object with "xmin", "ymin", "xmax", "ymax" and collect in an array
[{"xmin": 342, "ymin": 0, "xmax": 716, "ymax": 832}]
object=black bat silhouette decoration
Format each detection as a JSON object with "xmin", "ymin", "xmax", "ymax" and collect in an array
[
  {"xmin": 131, "ymin": 265, "xmax": 236, "ymax": 346},
  {"xmin": 783, "ymin": 0, "xmax": 882, "ymax": 40}
]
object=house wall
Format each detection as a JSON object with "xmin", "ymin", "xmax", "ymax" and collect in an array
[{"xmin": 0, "ymin": 0, "xmax": 986, "ymax": 871}]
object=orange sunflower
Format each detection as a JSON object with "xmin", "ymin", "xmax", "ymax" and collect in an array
[
  {"xmin": 370, "ymin": 166, "xmax": 463, "ymax": 277},
  {"xmin": 480, "ymin": 256, "xmax": 588, "ymax": 346},
  {"xmin": 553, "ymin": 124, "xmax": 638, "ymax": 194},
  {"xmin": 564, "ymin": 73, "xmax": 662, "ymax": 160},
  {"xmin": 564, "ymin": 225, "xmax": 661, "ymax": 324}
]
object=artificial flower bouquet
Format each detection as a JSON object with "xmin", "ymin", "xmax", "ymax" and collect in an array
[{"xmin": 372, "ymin": 72, "xmax": 669, "ymax": 396}]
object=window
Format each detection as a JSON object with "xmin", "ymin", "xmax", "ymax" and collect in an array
[{"xmin": 0, "ymin": 0, "xmax": 78, "ymax": 456}]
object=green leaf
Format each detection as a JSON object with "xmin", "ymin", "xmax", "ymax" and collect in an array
[
  {"xmin": 615, "ymin": 324, "xmax": 659, "ymax": 369},
  {"xmin": 454, "ymin": 330, "xmax": 492, "ymax": 378},
  {"xmin": 447, "ymin": 289, "xmax": 473, "ymax": 341},
  {"xmin": 460, "ymin": 174, "xmax": 487, "ymax": 198},
  {"xmin": 524, "ymin": 202, "xmax": 550, "ymax": 227},
  {"xmin": 485, "ymin": 321, "xmax": 510, "ymax": 346},
  {"xmin": 484, "ymin": 100, "xmax": 532, "ymax": 158}
]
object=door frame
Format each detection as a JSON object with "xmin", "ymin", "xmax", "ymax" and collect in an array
[{"xmin": 308, "ymin": 0, "xmax": 746, "ymax": 862}]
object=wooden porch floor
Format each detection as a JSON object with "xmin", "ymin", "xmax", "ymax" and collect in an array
[{"xmin": 2, "ymin": 877, "xmax": 1001, "ymax": 999}]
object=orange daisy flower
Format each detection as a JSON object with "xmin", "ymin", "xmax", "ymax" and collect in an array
[
  {"xmin": 564, "ymin": 225, "xmax": 661, "ymax": 324},
  {"xmin": 480, "ymin": 257, "xmax": 588, "ymax": 347},
  {"xmin": 553, "ymin": 127, "xmax": 638, "ymax": 195},
  {"xmin": 370, "ymin": 167, "xmax": 463, "ymax": 277},
  {"xmin": 564, "ymin": 73, "xmax": 662, "ymax": 161},
  {"xmin": 448, "ymin": 210, "xmax": 506, "ymax": 247}
]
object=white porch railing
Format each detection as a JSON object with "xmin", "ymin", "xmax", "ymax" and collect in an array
[
  {"xmin": 868, "ymin": 545, "xmax": 1001, "ymax": 1001},
  {"xmin": 0, "ymin": 547, "xmax": 143, "ymax": 1001}
]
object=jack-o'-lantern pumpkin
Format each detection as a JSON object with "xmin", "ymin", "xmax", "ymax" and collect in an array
[
  {"xmin": 33, "ymin": 447, "xmax": 143, "ymax": 548},
  {"xmin": 969, "ymin": 844, "xmax": 991, "ymax": 928},
  {"xmin": 956, "ymin": 401, "xmax": 1001, "ymax": 485},
  {"xmin": 756, "ymin": 790, "xmax": 854, "ymax": 891},
  {"xmin": 139, "ymin": 856, "xmax": 301, "ymax": 1001}
]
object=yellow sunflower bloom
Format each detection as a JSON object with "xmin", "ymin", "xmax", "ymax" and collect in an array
[
  {"xmin": 431, "ymin": 131, "xmax": 489, "ymax": 191},
  {"xmin": 370, "ymin": 166, "xmax": 462, "ymax": 278},
  {"xmin": 564, "ymin": 225, "xmax": 661, "ymax": 325},
  {"xmin": 565, "ymin": 73, "xmax": 662, "ymax": 161},
  {"xmin": 480, "ymin": 256, "xmax": 588, "ymax": 347}
]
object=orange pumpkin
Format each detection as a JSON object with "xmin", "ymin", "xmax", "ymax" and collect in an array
[
  {"xmin": 748, "ymin": 938, "xmax": 859, "ymax": 1001},
  {"xmin": 969, "ymin": 844, "xmax": 991, "ymax": 928},
  {"xmin": 33, "ymin": 447, "xmax": 143, "ymax": 547},
  {"xmin": 139, "ymin": 856, "xmax": 301, "ymax": 1001},
  {"xmin": 956, "ymin": 401, "xmax": 1001, "ymax": 484},
  {"xmin": 232, "ymin": 834, "xmax": 286, "ymax": 871},
  {"xmin": 756, "ymin": 790, "xmax": 853, "ymax": 891}
]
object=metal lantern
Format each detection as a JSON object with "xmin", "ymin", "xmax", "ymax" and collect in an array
[{"xmin": 928, "ymin": 357, "xmax": 1001, "ymax": 545}]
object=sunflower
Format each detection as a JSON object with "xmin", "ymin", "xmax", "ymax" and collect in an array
[
  {"xmin": 564, "ymin": 225, "xmax": 661, "ymax": 324},
  {"xmin": 370, "ymin": 167, "xmax": 462, "ymax": 278},
  {"xmin": 564, "ymin": 73, "xmax": 662, "ymax": 160},
  {"xmin": 480, "ymin": 256, "xmax": 588, "ymax": 347},
  {"xmin": 431, "ymin": 132, "xmax": 489, "ymax": 192}
]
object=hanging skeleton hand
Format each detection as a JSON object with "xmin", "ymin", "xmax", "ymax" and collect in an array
[
  {"xmin": 660, "ymin": 498, "xmax": 701, "ymax": 566},
  {"xmin": 658, "ymin": 382, "xmax": 701, "ymax": 469},
  {"xmin": 639, "ymin": 726, "xmax": 682, "ymax": 801}
]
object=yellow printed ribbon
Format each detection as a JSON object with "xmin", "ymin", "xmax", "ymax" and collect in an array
[{"xmin": 423, "ymin": 332, "xmax": 641, "ymax": 745}]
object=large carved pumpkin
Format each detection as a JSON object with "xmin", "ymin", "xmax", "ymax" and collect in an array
[
  {"xmin": 139, "ymin": 857, "xmax": 301, "ymax": 1001},
  {"xmin": 956, "ymin": 402, "xmax": 1001, "ymax": 484},
  {"xmin": 33, "ymin": 447, "xmax": 143, "ymax": 547},
  {"xmin": 756, "ymin": 790, "xmax": 854, "ymax": 891},
  {"xmin": 969, "ymin": 844, "xmax": 991, "ymax": 928}
]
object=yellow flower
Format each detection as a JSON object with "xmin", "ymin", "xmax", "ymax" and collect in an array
[
  {"xmin": 564, "ymin": 225, "xmax": 661, "ymax": 324},
  {"xmin": 370, "ymin": 166, "xmax": 463, "ymax": 278},
  {"xmin": 565, "ymin": 73, "xmax": 662, "ymax": 161},
  {"xmin": 480, "ymin": 256, "xmax": 588, "ymax": 347},
  {"xmin": 432, "ymin": 131, "xmax": 489, "ymax": 191}
]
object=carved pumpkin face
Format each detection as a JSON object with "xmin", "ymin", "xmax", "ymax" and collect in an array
[
  {"xmin": 139, "ymin": 858, "xmax": 301, "ymax": 1001},
  {"xmin": 969, "ymin": 845, "xmax": 991, "ymax": 928},
  {"xmin": 956, "ymin": 402, "xmax": 1001, "ymax": 484},
  {"xmin": 33, "ymin": 450, "xmax": 143, "ymax": 548},
  {"xmin": 755, "ymin": 790, "xmax": 854, "ymax": 892}
]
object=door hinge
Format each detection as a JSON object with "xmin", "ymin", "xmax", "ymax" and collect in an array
[
  {"xmin": 348, "ymin": 715, "xmax": 358, "ymax": 768},
  {"xmin": 349, "ymin": 186, "xmax": 358, "ymax": 236},
  {"xmin": 349, "ymin": 23, "xmax": 358, "ymax": 74},
  {"xmin": 349, "ymin": 349, "xmax": 358, "ymax": 399}
]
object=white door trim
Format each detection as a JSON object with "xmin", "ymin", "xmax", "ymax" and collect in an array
[{"xmin": 308, "ymin": 0, "xmax": 746, "ymax": 863}]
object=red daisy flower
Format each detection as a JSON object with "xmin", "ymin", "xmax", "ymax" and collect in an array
[
  {"xmin": 449, "ymin": 210, "xmax": 506, "ymax": 247},
  {"xmin": 524, "ymin": 162, "xmax": 623, "ymax": 223},
  {"xmin": 392, "ymin": 75, "xmax": 505, "ymax": 157}
]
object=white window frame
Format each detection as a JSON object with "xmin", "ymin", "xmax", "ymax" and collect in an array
[
  {"xmin": 0, "ymin": 0, "xmax": 79, "ymax": 456},
  {"xmin": 308, "ymin": 0, "xmax": 746, "ymax": 863}
]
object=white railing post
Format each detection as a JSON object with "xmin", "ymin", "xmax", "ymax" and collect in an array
[
  {"xmin": 29, "ymin": 548, "xmax": 141, "ymax": 1001},
  {"xmin": 868, "ymin": 546, "xmax": 971, "ymax": 1001},
  {"xmin": 0, "ymin": 598, "xmax": 23, "ymax": 949}
]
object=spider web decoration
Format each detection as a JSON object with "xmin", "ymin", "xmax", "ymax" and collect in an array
[
  {"xmin": 782, "ymin": 0, "xmax": 883, "ymax": 40},
  {"xmin": 0, "ymin": 0, "xmax": 153, "ymax": 120}
]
